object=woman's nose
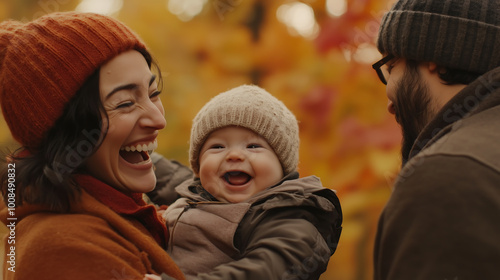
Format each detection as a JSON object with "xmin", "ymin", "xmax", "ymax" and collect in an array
[{"xmin": 141, "ymin": 101, "xmax": 166, "ymax": 130}]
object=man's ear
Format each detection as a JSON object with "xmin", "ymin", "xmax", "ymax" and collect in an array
[
  {"xmin": 425, "ymin": 61, "xmax": 439, "ymax": 73},
  {"xmin": 421, "ymin": 61, "xmax": 447, "ymax": 84}
]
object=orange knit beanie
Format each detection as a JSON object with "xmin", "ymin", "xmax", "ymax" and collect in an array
[{"xmin": 0, "ymin": 12, "xmax": 146, "ymax": 148}]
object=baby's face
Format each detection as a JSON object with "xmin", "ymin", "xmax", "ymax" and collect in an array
[{"xmin": 198, "ymin": 126, "xmax": 284, "ymax": 203}]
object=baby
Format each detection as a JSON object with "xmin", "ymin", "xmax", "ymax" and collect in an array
[{"xmin": 148, "ymin": 84, "xmax": 342, "ymax": 280}]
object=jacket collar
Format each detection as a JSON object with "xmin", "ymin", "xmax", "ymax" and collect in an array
[{"xmin": 74, "ymin": 174, "xmax": 169, "ymax": 248}]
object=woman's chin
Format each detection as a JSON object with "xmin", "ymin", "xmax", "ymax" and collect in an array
[{"xmin": 122, "ymin": 172, "xmax": 156, "ymax": 193}]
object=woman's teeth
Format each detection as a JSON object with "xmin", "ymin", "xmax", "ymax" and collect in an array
[{"xmin": 120, "ymin": 140, "xmax": 157, "ymax": 154}]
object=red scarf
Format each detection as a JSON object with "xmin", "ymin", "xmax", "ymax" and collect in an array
[{"xmin": 74, "ymin": 174, "xmax": 168, "ymax": 249}]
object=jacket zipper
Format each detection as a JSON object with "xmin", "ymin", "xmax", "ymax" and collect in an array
[{"xmin": 168, "ymin": 201, "xmax": 197, "ymax": 252}]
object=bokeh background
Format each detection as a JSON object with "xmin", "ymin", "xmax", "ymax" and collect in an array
[{"xmin": 0, "ymin": 0, "xmax": 400, "ymax": 279}]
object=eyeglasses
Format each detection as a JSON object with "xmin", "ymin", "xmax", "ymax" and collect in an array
[{"xmin": 372, "ymin": 54, "xmax": 394, "ymax": 85}]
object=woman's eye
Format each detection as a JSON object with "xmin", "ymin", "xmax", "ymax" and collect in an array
[
  {"xmin": 150, "ymin": 90, "xmax": 161, "ymax": 98},
  {"xmin": 116, "ymin": 102, "xmax": 134, "ymax": 109}
]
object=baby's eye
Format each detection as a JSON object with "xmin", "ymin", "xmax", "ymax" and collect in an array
[
  {"xmin": 247, "ymin": 144, "xmax": 262, "ymax": 149},
  {"xmin": 209, "ymin": 144, "xmax": 224, "ymax": 149}
]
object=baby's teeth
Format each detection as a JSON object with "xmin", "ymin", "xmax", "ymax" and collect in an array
[
  {"xmin": 142, "ymin": 144, "xmax": 148, "ymax": 152},
  {"xmin": 131, "ymin": 146, "xmax": 136, "ymax": 152},
  {"xmin": 147, "ymin": 142, "xmax": 155, "ymax": 151},
  {"xmin": 125, "ymin": 146, "xmax": 131, "ymax": 152},
  {"xmin": 136, "ymin": 145, "xmax": 143, "ymax": 152}
]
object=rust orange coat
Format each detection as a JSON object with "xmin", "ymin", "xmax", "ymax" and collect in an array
[{"xmin": 0, "ymin": 187, "xmax": 184, "ymax": 280}]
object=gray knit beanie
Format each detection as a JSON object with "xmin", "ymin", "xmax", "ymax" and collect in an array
[
  {"xmin": 190, "ymin": 85, "xmax": 299, "ymax": 176},
  {"xmin": 377, "ymin": 0, "xmax": 500, "ymax": 74}
]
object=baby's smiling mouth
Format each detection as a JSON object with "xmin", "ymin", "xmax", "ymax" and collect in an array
[{"xmin": 223, "ymin": 171, "xmax": 252, "ymax": 185}]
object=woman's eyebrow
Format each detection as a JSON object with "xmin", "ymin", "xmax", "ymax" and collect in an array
[
  {"xmin": 149, "ymin": 74, "xmax": 157, "ymax": 86},
  {"xmin": 105, "ymin": 74, "xmax": 157, "ymax": 100}
]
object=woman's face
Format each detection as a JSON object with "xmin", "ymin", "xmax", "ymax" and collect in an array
[{"xmin": 85, "ymin": 50, "xmax": 166, "ymax": 193}]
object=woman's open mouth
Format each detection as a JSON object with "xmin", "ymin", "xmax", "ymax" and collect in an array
[
  {"xmin": 223, "ymin": 171, "xmax": 252, "ymax": 185},
  {"xmin": 119, "ymin": 140, "xmax": 157, "ymax": 164}
]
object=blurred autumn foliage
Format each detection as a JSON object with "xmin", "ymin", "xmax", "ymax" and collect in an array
[{"xmin": 0, "ymin": 0, "xmax": 400, "ymax": 279}]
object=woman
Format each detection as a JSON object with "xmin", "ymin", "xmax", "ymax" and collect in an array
[{"xmin": 0, "ymin": 12, "xmax": 184, "ymax": 280}]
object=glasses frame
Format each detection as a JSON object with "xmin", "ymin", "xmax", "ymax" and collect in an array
[{"xmin": 372, "ymin": 54, "xmax": 394, "ymax": 85}]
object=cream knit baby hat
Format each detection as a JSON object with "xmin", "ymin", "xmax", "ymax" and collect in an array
[{"xmin": 189, "ymin": 84, "xmax": 299, "ymax": 176}]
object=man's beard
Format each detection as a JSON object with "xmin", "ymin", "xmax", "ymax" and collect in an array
[{"xmin": 393, "ymin": 63, "xmax": 435, "ymax": 165}]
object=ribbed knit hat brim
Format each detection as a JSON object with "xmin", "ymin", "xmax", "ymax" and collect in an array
[
  {"xmin": 377, "ymin": 0, "xmax": 500, "ymax": 74},
  {"xmin": 0, "ymin": 12, "xmax": 146, "ymax": 148},
  {"xmin": 190, "ymin": 85, "xmax": 299, "ymax": 176}
]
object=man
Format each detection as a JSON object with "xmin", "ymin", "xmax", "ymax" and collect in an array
[{"xmin": 372, "ymin": 0, "xmax": 500, "ymax": 279}]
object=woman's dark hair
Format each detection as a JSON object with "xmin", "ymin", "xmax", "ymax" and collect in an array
[{"xmin": 0, "ymin": 49, "xmax": 160, "ymax": 212}]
